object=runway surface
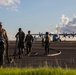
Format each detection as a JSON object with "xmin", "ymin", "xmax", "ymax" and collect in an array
[{"xmin": 3, "ymin": 41, "xmax": 76, "ymax": 68}]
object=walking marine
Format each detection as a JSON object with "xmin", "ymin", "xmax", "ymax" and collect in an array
[
  {"xmin": 25, "ymin": 30, "xmax": 33, "ymax": 56},
  {"xmin": 15, "ymin": 28, "xmax": 25, "ymax": 58}
]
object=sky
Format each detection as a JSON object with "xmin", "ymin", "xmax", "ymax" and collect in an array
[{"xmin": 0, "ymin": 0, "xmax": 76, "ymax": 40}]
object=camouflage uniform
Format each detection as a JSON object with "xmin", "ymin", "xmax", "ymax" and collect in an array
[{"xmin": 0, "ymin": 25, "xmax": 9, "ymax": 66}]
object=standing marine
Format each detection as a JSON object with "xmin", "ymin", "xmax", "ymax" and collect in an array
[
  {"xmin": 44, "ymin": 32, "xmax": 51, "ymax": 54},
  {"xmin": 0, "ymin": 22, "xmax": 9, "ymax": 66}
]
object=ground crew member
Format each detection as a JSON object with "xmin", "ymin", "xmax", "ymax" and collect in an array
[
  {"xmin": 44, "ymin": 32, "xmax": 51, "ymax": 54},
  {"xmin": 25, "ymin": 30, "xmax": 33, "ymax": 56},
  {"xmin": 15, "ymin": 28, "xmax": 25, "ymax": 59}
]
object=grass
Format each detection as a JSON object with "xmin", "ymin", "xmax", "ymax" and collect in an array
[{"xmin": 0, "ymin": 67, "xmax": 76, "ymax": 75}]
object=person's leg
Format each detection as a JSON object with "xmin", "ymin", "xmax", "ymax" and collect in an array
[
  {"xmin": 48, "ymin": 45, "xmax": 49, "ymax": 54},
  {"xmin": 29, "ymin": 43, "xmax": 32, "ymax": 53},
  {"xmin": 20, "ymin": 43, "xmax": 24, "ymax": 58},
  {"xmin": 28, "ymin": 43, "xmax": 32, "ymax": 56},
  {"xmin": 5, "ymin": 44, "xmax": 10, "ymax": 63},
  {"xmin": 26, "ymin": 43, "xmax": 29, "ymax": 55},
  {"xmin": 21, "ymin": 42, "xmax": 24, "ymax": 54},
  {"xmin": 29, "ymin": 46, "xmax": 31, "ymax": 53},
  {"xmin": 45, "ymin": 45, "xmax": 47, "ymax": 54},
  {"xmin": 18, "ymin": 43, "xmax": 22, "ymax": 58},
  {"xmin": 18, "ymin": 43, "xmax": 21, "ymax": 58},
  {"xmin": 21, "ymin": 48, "xmax": 24, "ymax": 54},
  {"xmin": 47, "ymin": 43, "xmax": 50, "ymax": 54},
  {"xmin": 0, "ymin": 48, "xmax": 4, "ymax": 66}
]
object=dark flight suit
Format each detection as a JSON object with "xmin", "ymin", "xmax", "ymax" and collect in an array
[
  {"xmin": 44, "ymin": 34, "xmax": 50, "ymax": 54},
  {"xmin": 15, "ymin": 31, "xmax": 25, "ymax": 58},
  {"xmin": 25, "ymin": 34, "xmax": 33, "ymax": 55}
]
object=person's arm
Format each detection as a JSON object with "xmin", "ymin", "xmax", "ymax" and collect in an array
[
  {"xmin": 3, "ymin": 29, "xmax": 8, "ymax": 43},
  {"xmin": 4, "ymin": 30, "xmax": 10, "ymax": 63},
  {"xmin": 25, "ymin": 35, "xmax": 27, "ymax": 43},
  {"xmin": 15, "ymin": 32, "xmax": 19, "ymax": 38},
  {"xmin": 23, "ymin": 32, "xmax": 25, "ymax": 42}
]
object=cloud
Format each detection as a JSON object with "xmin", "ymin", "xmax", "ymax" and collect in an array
[
  {"xmin": 61, "ymin": 14, "xmax": 69, "ymax": 25},
  {"xmin": 0, "ymin": 0, "xmax": 21, "ymax": 11},
  {"xmin": 59, "ymin": 14, "xmax": 76, "ymax": 33},
  {"xmin": 6, "ymin": 5, "xmax": 19, "ymax": 11}
]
